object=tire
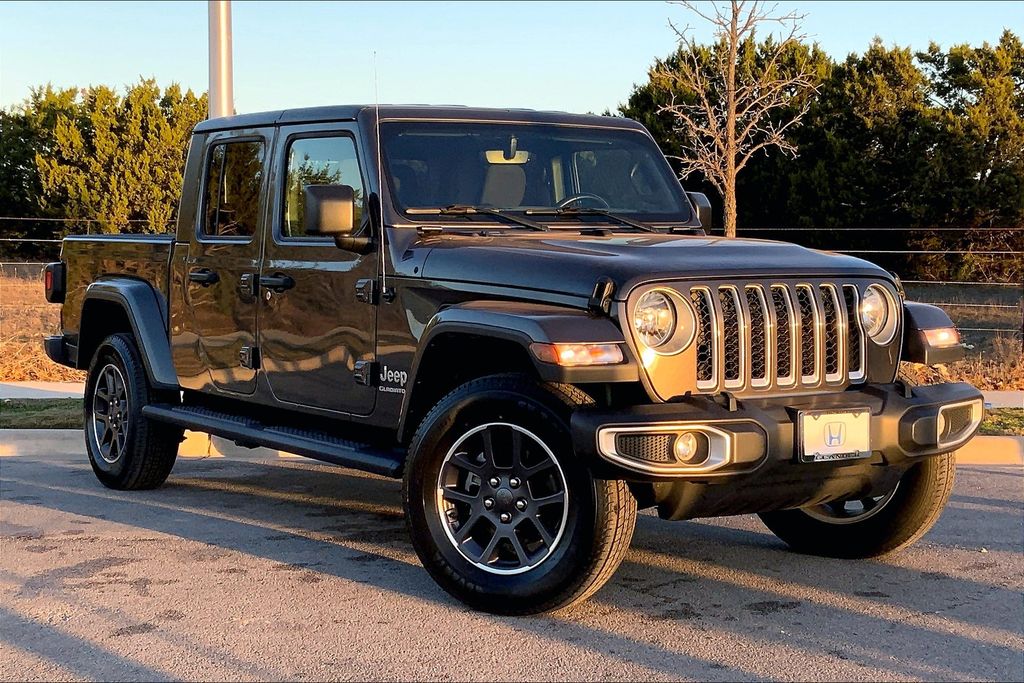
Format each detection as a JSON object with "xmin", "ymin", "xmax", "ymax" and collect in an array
[
  {"xmin": 84, "ymin": 333, "xmax": 182, "ymax": 490},
  {"xmin": 758, "ymin": 453, "xmax": 957, "ymax": 558},
  {"xmin": 403, "ymin": 374, "xmax": 637, "ymax": 615}
]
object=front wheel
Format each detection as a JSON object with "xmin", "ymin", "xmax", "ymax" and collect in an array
[
  {"xmin": 403, "ymin": 375, "xmax": 636, "ymax": 615},
  {"xmin": 759, "ymin": 453, "xmax": 957, "ymax": 558}
]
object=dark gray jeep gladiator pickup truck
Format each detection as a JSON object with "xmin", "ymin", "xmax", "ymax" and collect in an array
[{"xmin": 44, "ymin": 105, "xmax": 983, "ymax": 614}]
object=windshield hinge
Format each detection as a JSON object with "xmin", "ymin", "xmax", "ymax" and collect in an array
[
  {"xmin": 588, "ymin": 277, "xmax": 616, "ymax": 316},
  {"xmin": 353, "ymin": 360, "xmax": 376, "ymax": 386},
  {"xmin": 355, "ymin": 278, "xmax": 378, "ymax": 305},
  {"xmin": 239, "ymin": 346, "xmax": 260, "ymax": 370}
]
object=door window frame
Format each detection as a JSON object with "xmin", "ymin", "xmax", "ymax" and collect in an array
[
  {"xmin": 196, "ymin": 133, "xmax": 269, "ymax": 245},
  {"xmin": 274, "ymin": 129, "xmax": 370, "ymax": 246}
]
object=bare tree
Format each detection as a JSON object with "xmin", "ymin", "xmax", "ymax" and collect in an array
[{"xmin": 658, "ymin": 1, "xmax": 817, "ymax": 236}]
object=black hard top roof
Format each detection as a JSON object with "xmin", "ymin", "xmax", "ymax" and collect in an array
[{"xmin": 192, "ymin": 104, "xmax": 647, "ymax": 134}]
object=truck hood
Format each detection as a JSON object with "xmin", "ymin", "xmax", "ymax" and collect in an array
[{"xmin": 417, "ymin": 233, "xmax": 892, "ymax": 299}]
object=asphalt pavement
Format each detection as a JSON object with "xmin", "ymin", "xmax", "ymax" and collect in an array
[{"xmin": 1, "ymin": 446, "xmax": 1021, "ymax": 681}]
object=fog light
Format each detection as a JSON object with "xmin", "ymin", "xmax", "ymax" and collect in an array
[{"xmin": 673, "ymin": 432, "xmax": 705, "ymax": 464}]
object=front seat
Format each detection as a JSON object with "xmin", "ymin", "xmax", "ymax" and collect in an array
[
  {"xmin": 392, "ymin": 165, "xmax": 424, "ymax": 208},
  {"xmin": 480, "ymin": 165, "xmax": 526, "ymax": 208}
]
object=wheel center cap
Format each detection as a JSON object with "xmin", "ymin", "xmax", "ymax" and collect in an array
[{"xmin": 495, "ymin": 487, "xmax": 514, "ymax": 507}]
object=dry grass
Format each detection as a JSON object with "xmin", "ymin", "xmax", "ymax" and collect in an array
[
  {"xmin": 0, "ymin": 269, "xmax": 86, "ymax": 382},
  {"xmin": 899, "ymin": 336, "xmax": 1024, "ymax": 391}
]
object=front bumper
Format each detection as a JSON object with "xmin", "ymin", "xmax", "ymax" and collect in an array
[{"xmin": 571, "ymin": 382, "xmax": 983, "ymax": 519}]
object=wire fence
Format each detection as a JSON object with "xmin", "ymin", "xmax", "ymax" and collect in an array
[{"xmin": 2, "ymin": 222, "xmax": 1022, "ymax": 353}]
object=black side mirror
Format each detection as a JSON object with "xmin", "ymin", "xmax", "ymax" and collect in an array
[
  {"xmin": 304, "ymin": 184, "xmax": 356, "ymax": 236},
  {"xmin": 686, "ymin": 191, "xmax": 712, "ymax": 230}
]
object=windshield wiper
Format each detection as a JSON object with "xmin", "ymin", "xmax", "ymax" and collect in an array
[
  {"xmin": 524, "ymin": 207, "xmax": 656, "ymax": 232},
  {"xmin": 406, "ymin": 205, "xmax": 549, "ymax": 231}
]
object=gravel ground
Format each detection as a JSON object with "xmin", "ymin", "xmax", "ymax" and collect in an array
[{"xmin": 1, "ymin": 447, "xmax": 1021, "ymax": 682}]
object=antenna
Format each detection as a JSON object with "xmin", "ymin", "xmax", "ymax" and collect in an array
[{"xmin": 374, "ymin": 51, "xmax": 388, "ymax": 298}]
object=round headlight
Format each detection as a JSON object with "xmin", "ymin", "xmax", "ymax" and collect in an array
[
  {"xmin": 860, "ymin": 285, "xmax": 896, "ymax": 343},
  {"xmin": 633, "ymin": 291, "xmax": 675, "ymax": 348}
]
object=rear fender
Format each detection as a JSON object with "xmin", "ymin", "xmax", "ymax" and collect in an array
[{"xmin": 78, "ymin": 278, "xmax": 179, "ymax": 390}]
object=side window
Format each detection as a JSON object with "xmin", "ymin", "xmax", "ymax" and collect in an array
[
  {"xmin": 202, "ymin": 140, "xmax": 265, "ymax": 238},
  {"xmin": 283, "ymin": 136, "xmax": 365, "ymax": 238}
]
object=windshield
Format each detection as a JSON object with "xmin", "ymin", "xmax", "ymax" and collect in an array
[{"xmin": 381, "ymin": 121, "xmax": 691, "ymax": 223}]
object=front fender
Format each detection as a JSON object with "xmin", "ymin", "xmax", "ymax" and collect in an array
[
  {"xmin": 902, "ymin": 301, "xmax": 966, "ymax": 366},
  {"xmin": 413, "ymin": 300, "xmax": 640, "ymax": 385}
]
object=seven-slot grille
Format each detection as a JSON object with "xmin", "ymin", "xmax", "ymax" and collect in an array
[{"xmin": 690, "ymin": 282, "xmax": 867, "ymax": 392}]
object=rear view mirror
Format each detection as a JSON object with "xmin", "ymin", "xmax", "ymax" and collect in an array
[
  {"xmin": 304, "ymin": 184, "xmax": 356, "ymax": 236},
  {"xmin": 686, "ymin": 191, "xmax": 712, "ymax": 229}
]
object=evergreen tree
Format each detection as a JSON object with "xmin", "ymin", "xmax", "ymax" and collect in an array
[{"xmin": 35, "ymin": 79, "xmax": 207, "ymax": 234}]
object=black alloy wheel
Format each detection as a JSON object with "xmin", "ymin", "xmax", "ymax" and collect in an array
[
  {"xmin": 90, "ymin": 363, "xmax": 131, "ymax": 464},
  {"xmin": 436, "ymin": 422, "xmax": 570, "ymax": 575}
]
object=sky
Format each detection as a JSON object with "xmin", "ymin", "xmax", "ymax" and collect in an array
[{"xmin": 1, "ymin": 1, "xmax": 1019, "ymax": 116}]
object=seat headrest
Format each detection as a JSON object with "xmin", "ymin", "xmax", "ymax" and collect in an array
[{"xmin": 480, "ymin": 165, "xmax": 526, "ymax": 208}]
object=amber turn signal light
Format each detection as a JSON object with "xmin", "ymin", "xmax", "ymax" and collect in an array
[
  {"xmin": 530, "ymin": 343, "xmax": 624, "ymax": 366},
  {"xmin": 923, "ymin": 327, "xmax": 960, "ymax": 349}
]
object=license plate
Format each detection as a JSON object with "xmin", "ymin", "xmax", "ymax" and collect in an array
[{"xmin": 798, "ymin": 408, "xmax": 871, "ymax": 462}]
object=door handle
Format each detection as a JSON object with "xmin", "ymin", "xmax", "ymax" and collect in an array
[
  {"xmin": 258, "ymin": 273, "xmax": 295, "ymax": 293},
  {"xmin": 188, "ymin": 268, "xmax": 219, "ymax": 286}
]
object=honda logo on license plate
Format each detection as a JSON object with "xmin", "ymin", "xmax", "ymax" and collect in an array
[
  {"xmin": 825, "ymin": 422, "xmax": 846, "ymax": 447},
  {"xmin": 799, "ymin": 409, "xmax": 871, "ymax": 463}
]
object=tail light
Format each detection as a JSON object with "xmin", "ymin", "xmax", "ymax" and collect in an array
[{"xmin": 44, "ymin": 262, "xmax": 65, "ymax": 303}]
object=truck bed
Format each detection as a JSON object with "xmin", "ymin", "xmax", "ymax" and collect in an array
[{"xmin": 60, "ymin": 234, "xmax": 176, "ymax": 339}]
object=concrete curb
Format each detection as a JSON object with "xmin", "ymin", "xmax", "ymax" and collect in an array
[
  {"xmin": 0, "ymin": 430, "xmax": 288, "ymax": 461},
  {"xmin": 983, "ymin": 391, "xmax": 1024, "ymax": 409},
  {"xmin": 955, "ymin": 435, "xmax": 1024, "ymax": 465},
  {"xmin": 0, "ymin": 382, "xmax": 85, "ymax": 400},
  {"xmin": 1, "ymin": 429, "xmax": 1021, "ymax": 466}
]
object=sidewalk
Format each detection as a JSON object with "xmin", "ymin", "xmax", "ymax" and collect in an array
[
  {"xmin": 4, "ymin": 381, "xmax": 1021, "ymax": 406},
  {"xmin": 982, "ymin": 390, "xmax": 1024, "ymax": 409},
  {"xmin": 0, "ymin": 381, "xmax": 85, "ymax": 399}
]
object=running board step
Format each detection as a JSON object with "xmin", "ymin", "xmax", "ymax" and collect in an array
[{"xmin": 142, "ymin": 404, "xmax": 404, "ymax": 478}]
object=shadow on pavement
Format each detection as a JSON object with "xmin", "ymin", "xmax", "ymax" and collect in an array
[
  {"xmin": 0, "ymin": 605, "xmax": 173, "ymax": 681},
  {"xmin": 2, "ymin": 455, "xmax": 1021, "ymax": 680}
]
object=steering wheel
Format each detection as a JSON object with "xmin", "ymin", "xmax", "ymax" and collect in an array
[{"xmin": 556, "ymin": 193, "xmax": 611, "ymax": 209}]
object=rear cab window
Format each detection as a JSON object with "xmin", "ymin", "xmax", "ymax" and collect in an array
[{"xmin": 201, "ymin": 140, "xmax": 265, "ymax": 240}]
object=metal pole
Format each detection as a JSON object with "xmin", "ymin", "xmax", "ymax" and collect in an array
[{"xmin": 208, "ymin": 0, "xmax": 234, "ymax": 119}]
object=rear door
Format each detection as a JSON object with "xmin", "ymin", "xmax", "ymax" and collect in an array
[
  {"xmin": 178, "ymin": 129, "xmax": 271, "ymax": 395},
  {"xmin": 257, "ymin": 123, "xmax": 378, "ymax": 415}
]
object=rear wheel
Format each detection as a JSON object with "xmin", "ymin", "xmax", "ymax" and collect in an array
[
  {"xmin": 85, "ymin": 333, "xmax": 182, "ymax": 490},
  {"xmin": 403, "ymin": 374, "xmax": 637, "ymax": 615},
  {"xmin": 759, "ymin": 454, "xmax": 956, "ymax": 558}
]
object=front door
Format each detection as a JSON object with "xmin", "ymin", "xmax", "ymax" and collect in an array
[
  {"xmin": 258, "ymin": 125, "xmax": 377, "ymax": 415},
  {"xmin": 179, "ymin": 129, "xmax": 270, "ymax": 395}
]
